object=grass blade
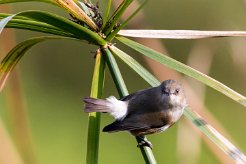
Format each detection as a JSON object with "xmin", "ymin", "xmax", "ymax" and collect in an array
[
  {"xmin": 0, "ymin": 11, "xmax": 107, "ymax": 45},
  {"xmin": 106, "ymin": 0, "xmax": 148, "ymax": 41},
  {"xmin": 184, "ymin": 107, "xmax": 246, "ymax": 163},
  {"xmin": 86, "ymin": 49, "xmax": 106, "ymax": 164},
  {"xmin": 116, "ymin": 36, "xmax": 246, "ymax": 107},
  {"xmin": 0, "ymin": 36, "xmax": 77, "ymax": 92},
  {"xmin": 102, "ymin": 47, "xmax": 157, "ymax": 164},
  {"xmin": 103, "ymin": 0, "xmax": 133, "ymax": 37},
  {"xmin": 108, "ymin": 45, "xmax": 159, "ymax": 86},
  {"xmin": 118, "ymin": 30, "xmax": 246, "ymax": 39},
  {"xmin": 109, "ymin": 45, "xmax": 246, "ymax": 163},
  {"xmin": 19, "ymin": 10, "xmax": 106, "ymax": 45},
  {"xmin": 0, "ymin": 13, "xmax": 74, "ymax": 37},
  {"xmin": 1, "ymin": 7, "xmax": 37, "ymax": 164},
  {"xmin": 102, "ymin": 0, "xmax": 112, "ymax": 29}
]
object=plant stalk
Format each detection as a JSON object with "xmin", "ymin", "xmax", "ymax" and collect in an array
[
  {"xmin": 86, "ymin": 49, "xmax": 106, "ymax": 164},
  {"xmin": 106, "ymin": 0, "xmax": 148, "ymax": 41},
  {"xmin": 103, "ymin": 0, "xmax": 133, "ymax": 37},
  {"xmin": 102, "ymin": 47, "xmax": 157, "ymax": 164}
]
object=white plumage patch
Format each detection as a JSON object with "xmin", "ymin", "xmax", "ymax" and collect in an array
[
  {"xmin": 106, "ymin": 96, "xmax": 128, "ymax": 120},
  {"xmin": 169, "ymin": 94, "xmax": 187, "ymax": 122},
  {"xmin": 170, "ymin": 107, "xmax": 184, "ymax": 122}
]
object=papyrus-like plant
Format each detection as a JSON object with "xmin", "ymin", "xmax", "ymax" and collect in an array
[{"xmin": 1, "ymin": 0, "xmax": 246, "ymax": 163}]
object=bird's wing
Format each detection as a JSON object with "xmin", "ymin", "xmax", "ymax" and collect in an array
[
  {"xmin": 120, "ymin": 92, "xmax": 137, "ymax": 101},
  {"xmin": 120, "ymin": 87, "xmax": 155, "ymax": 101},
  {"xmin": 102, "ymin": 120, "xmax": 150, "ymax": 132}
]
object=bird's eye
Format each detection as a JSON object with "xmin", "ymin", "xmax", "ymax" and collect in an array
[{"xmin": 174, "ymin": 89, "xmax": 179, "ymax": 95}]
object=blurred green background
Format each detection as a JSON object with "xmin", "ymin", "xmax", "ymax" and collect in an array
[{"xmin": 1, "ymin": 0, "xmax": 246, "ymax": 163}]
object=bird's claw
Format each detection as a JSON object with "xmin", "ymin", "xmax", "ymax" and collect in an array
[
  {"xmin": 137, "ymin": 136, "xmax": 153, "ymax": 149},
  {"xmin": 137, "ymin": 141, "xmax": 153, "ymax": 149}
]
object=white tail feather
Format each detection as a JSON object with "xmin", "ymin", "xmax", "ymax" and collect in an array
[{"xmin": 83, "ymin": 96, "xmax": 128, "ymax": 120}]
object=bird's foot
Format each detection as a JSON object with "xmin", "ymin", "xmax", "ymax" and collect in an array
[{"xmin": 136, "ymin": 136, "xmax": 153, "ymax": 149}]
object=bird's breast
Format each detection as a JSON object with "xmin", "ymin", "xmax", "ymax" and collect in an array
[{"xmin": 170, "ymin": 106, "xmax": 185, "ymax": 122}]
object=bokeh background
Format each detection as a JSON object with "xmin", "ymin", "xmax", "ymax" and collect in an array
[{"xmin": 1, "ymin": 0, "xmax": 246, "ymax": 163}]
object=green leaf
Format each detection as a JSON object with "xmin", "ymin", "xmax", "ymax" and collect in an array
[
  {"xmin": 0, "ymin": 14, "xmax": 15, "ymax": 34},
  {"xmin": 0, "ymin": 0, "xmax": 56, "ymax": 5},
  {"xmin": 19, "ymin": 10, "xmax": 106, "ymax": 45},
  {"xmin": 106, "ymin": 0, "xmax": 148, "ymax": 41},
  {"xmin": 184, "ymin": 107, "xmax": 246, "ymax": 163},
  {"xmin": 109, "ymin": 44, "xmax": 246, "ymax": 163},
  {"xmin": 0, "ymin": 11, "xmax": 107, "ymax": 45},
  {"xmin": 116, "ymin": 36, "xmax": 246, "ymax": 107},
  {"xmin": 0, "ymin": 13, "xmax": 74, "ymax": 37},
  {"xmin": 86, "ymin": 50, "xmax": 105, "ymax": 164},
  {"xmin": 103, "ymin": 0, "xmax": 133, "ymax": 37},
  {"xmin": 0, "ymin": 36, "xmax": 78, "ymax": 92},
  {"xmin": 101, "ymin": 0, "xmax": 112, "ymax": 29},
  {"xmin": 109, "ymin": 45, "xmax": 159, "ymax": 86}
]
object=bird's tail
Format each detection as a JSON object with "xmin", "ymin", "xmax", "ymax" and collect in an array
[{"xmin": 83, "ymin": 97, "xmax": 112, "ymax": 113}]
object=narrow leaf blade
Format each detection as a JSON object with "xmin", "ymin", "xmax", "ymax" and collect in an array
[
  {"xmin": 0, "ymin": 14, "xmax": 15, "ymax": 34},
  {"xmin": 106, "ymin": 0, "xmax": 148, "ymax": 41},
  {"xmin": 18, "ymin": 10, "xmax": 106, "ymax": 45},
  {"xmin": 116, "ymin": 36, "xmax": 246, "ymax": 107},
  {"xmin": 184, "ymin": 108, "xmax": 246, "ymax": 163},
  {"xmin": 101, "ymin": 0, "xmax": 112, "ymax": 29},
  {"xmin": 109, "ymin": 45, "xmax": 246, "ymax": 163},
  {"xmin": 0, "ymin": 13, "xmax": 74, "ymax": 37},
  {"xmin": 103, "ymin": 0, "xmax": 133, "ymax": 37},
  {"xmin": 118, "ymin": 30, "xmax": 246, "ymax": 39},
  {"xmin": 109, "ymin": 45, "xmax": 159, "ymax": 86},
  {"xmin": 1, "ymin": 11, "xmax": 107, "ymax": 45},
  {"xmin": 0, "ymin": 36, "xmax": 76, "ymax": 92}
]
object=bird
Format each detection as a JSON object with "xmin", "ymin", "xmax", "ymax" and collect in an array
[{"xmin": 83, "ymin": 79, "xmax": 187, "ymax": 148}]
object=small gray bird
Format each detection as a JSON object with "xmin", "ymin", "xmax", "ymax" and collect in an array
[{"xmin": 83, "ymin": 79, "xmax": 187, "ymax": 148}]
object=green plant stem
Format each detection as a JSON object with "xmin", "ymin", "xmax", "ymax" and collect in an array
[
  {"xmin": 102, "ymin": 0, "xmax": 112, "ymax": 29},
  {"xmin": 102, "ymin": 47, "xmax": 157, "ymax": 164},
  {"xmin": 106, "ymin": 0, "xmax": 148, "ymax": 41},
  {"xmin": 103, "ymin": 48, "xmax": 128, "ymax": 97},
  {"xmin": 86, "ymin": 50, "xmax": 106, "ymax": 164},
  {"xmin": 103, "ymin": 0, "xmax": 133, "ymax": 37}
]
